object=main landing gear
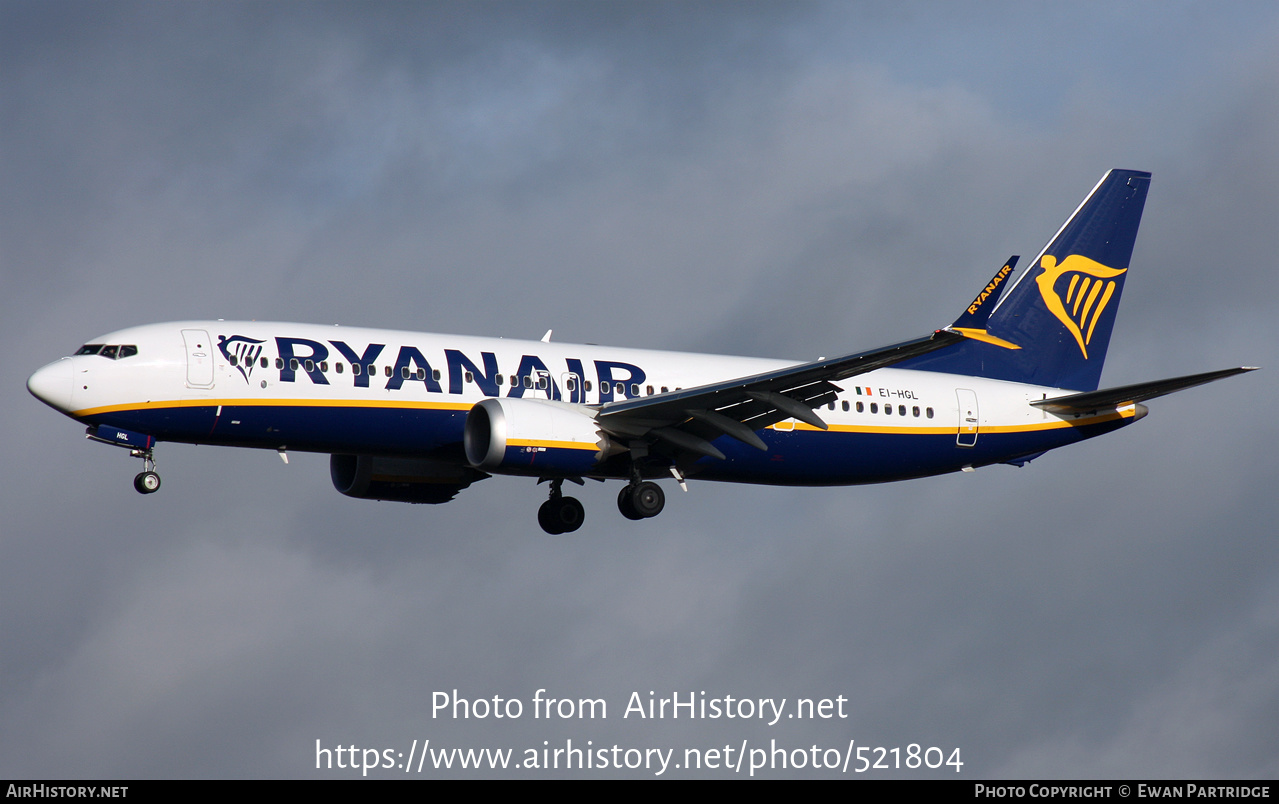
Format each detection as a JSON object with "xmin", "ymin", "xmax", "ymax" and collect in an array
[
  {"xmin": 534, "ymin": 476, "xmax": 667, "ymax": 534},
  {"xmin": 617, "ymin": 481, "xmax": 664, "ymax": 520},
  {"xmin": 538, "ymin": 479, "xmax": 585, "ymax": 534},
  {"xmin": 131, "ymin": 449, "xmax": 161, "ymax": 495}
]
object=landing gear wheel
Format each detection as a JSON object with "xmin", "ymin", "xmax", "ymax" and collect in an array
[
  {"xmin": 617, "ymin": 485, "xmax": 644, "ymax": 520},
  {"xmin": 631, "ymin": 481, "xmax": 665, "ymax": 518},
  {"xmin": 133, "ymin": 471, "xmax": 161, "ymax": 494},
  {"xmin": 618, "ymin": 482, "xmax": 664, "ymax": 520},
  {"xmin": 538, "ymin": 496, "xmax": 585, "ymax": 534}
]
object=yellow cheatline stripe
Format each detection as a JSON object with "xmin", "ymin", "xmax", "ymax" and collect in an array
[
  {"xmin": 507, "ymin": 439, "xmax": 599, "ymax": 452},
  {"xmin": 78, "ymin": 397, "xmax": 1136, "ymax": 439},
  {"xmin": 773, "ymin": 407, "xmax": 1134, "ymax": 436},
  {"xmin": 950, "ymin": 328, "xmax": 1022, "ymax": 350},
  {"xmin": 72, "ymin": 397, "xmax": 476, "ymax": 417},
  {"xmin": 773, "ymin": 422, "xmax": 954, "ymax": 435}
]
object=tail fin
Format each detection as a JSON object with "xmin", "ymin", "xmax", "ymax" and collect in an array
[{"xmin": 901, "ymin": 169, "xmax": 1151, "ymax": 390}]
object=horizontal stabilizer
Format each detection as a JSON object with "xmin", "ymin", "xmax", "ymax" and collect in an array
[{"xmin": 1031, "ymin": 367, "xmax": 1257, "ymax": 413}]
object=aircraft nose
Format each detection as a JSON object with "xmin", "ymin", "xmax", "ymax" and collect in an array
[{"xmin": 27, "ymin": 358, "xmax": 75, "ymax": 413}]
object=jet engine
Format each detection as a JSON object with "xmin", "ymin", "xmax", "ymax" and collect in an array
[
  {"xmin": 464, "ymin": 397, "xmax": 617, "ymax": 476},
  {"xmin": 330, "ymin": 454, "xmax": 485, "ymax": 504}
]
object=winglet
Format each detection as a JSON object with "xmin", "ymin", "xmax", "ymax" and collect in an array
[{"xmin": 951, "ymin": 256, "xmax": 1018, "ymax": 330}]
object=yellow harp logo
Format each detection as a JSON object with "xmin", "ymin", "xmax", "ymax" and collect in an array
[{"xmin": 1035, "ymin": 254, "xmax": 1127, "ymax": 359}]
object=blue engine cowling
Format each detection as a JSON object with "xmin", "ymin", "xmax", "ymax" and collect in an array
[{"xmin": 330, "ymin": 454, "xmax": 486, "ymax": 504}]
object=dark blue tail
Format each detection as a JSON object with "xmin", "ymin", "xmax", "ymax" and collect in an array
[{"xmin": 900, "ymin": 169, "xmax": 1151, "ymax": 391}]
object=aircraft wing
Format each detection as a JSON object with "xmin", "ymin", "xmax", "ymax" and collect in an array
[
  {"xmin": 596, "ymin": 329, "xmax": 964, "ymax": 461},
  {"xmin": 1030, "ymin": 366, "xmax": 1258, "ymax": 414}
]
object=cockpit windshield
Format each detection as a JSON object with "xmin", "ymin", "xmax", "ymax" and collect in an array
[{"xmin": 76, "ymin": 344, "xmax": 138, "ymax": 359}]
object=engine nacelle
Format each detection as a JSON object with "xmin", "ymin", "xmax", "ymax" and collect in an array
[
  {"xmin": 330, "ymin": 454, "xmax": 484, "ymax": 504},
  {"xmin": 464, "ymin": 397, "xmax": 615, "ymax": 476}
]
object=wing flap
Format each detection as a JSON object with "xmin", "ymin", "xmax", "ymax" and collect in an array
[{"xmin": 597, "ymin": 329, "xmax": 963, "ymax": 460}]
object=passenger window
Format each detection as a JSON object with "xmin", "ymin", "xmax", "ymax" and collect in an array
[
  {"xmin": 661, "ymin": 386, "xmax": 669, "ymax": 393},
  {"xmin": 336, "ymin": 363, "xmax": 344, "ymax": 374},
  {"xmin": 538, "ymin": 376, "xmax": 548, "ymax": 390},
  {"xmin": 899, "ymin": 405, "xmax": 906, "ymax": 416},
  {"xmin": 432, "ymin": 369, "xmax": 441, "ymax": 381},
  {"xmin": 260, "ymin": 357, "xmax": 268, "ymax": 369},
  {"xmin": 523, "ymin": 376, "xmax": 532, "ymax": 389},
  {"xmin": 566, "ymin": 377, "xmax": 577, "ymax": 392},
  {"xmin": 304, "ymin": 359, "xmax": 314, "ymax": 372},
  {"xmin": 584, "ymin": 380, "xmax": 592, "ymax": 392},
  {"xmin": 912, "ymin": 406, "xmax": 919, "ymax": 417},
  {"xmin": 885, "ymin": 404, "xmax": 892, "ymax": 415},
  {"xmin": 926, "ymin": 407, "xmax": 934, "ymax": 419},
  {"xmin": 465, "ymin": 371, "xmax": 474, "ymax": 384},
  {"xmin": 827, "ymin": 401, "xmax": 835, "ymax": 410},
  {"xmin": 276, "ymin": 358, "xmax": 284, "ymax": 369},
  {"xmin": 228, "ymin": 354, "xmax": 238, "ymax": 367},
  {"xmin": 495, "ymin": 374, "xmax": 504, "ymax": 386},
  {"xmin": 629, "ymin": 383, "xmax": 638, "ymax": 396},
  {"xmin": 870, "ymin": 403, "xmax": 878, "ymax": 413},
  {"xmin": 319, "ymin": 361, "xmax": 328, "ymax": 372},
  {"xmin": 384, "ymin": 366, "xmax": 392, "ymax": 377},
  {"xmin": 646, "ymin": 385, "xmax": 654, "ymax": 396},
  {"xmin": 510, "ymin": 375, "xmax": 518, "ymax": 387},
  {"xmin": 842, "ymin": 401, "xmax": 850, "ymax": 412},
  {"xmin": 352, "ymin": 363, "xmax": 362, "ymax": 376},
  {"xmin": 290, "ymin": 359, "xmax": 299, "ymax": 371}
]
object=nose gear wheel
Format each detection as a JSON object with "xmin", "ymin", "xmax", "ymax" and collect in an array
[{"xmin": 131, "ymin": 449, "xmax": 161, "ymax": 495}]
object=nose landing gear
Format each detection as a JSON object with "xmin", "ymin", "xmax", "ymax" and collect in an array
[
  {"xmin": 131, "ymin": 449, "xmax": 161, "ymax": 495},
  {"xmin": 84, "ymin": 426, "xmax": 163, "ymax": 495}
]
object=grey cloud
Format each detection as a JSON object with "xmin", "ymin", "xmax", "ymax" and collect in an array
[{"xmin": 3, "ymin": 2, "xmax": 1278, "ymax": 778}]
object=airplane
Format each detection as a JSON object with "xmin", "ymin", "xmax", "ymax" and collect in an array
[{"xmin": 27, "ymin": 169, "xmax": 1256, "ymax": 534}]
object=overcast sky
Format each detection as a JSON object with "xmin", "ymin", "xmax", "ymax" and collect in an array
[{"xmin": 3, "ymin": 1, "xmax": 1278, "ymax": 779}]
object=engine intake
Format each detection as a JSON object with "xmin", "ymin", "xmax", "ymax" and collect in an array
[{"xmin": 464, "ymin": 397, "xmax": 615, "ymax": 476}]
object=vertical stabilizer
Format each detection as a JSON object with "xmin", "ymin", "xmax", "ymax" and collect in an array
[{"xmin": 901, "ymin": 169, "xmax": 1151, "ymax": 391}]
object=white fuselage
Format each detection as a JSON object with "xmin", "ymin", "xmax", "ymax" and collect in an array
[{"xmin": 28, "ymin": 320, "xmax": 1139, "ymax": 487}]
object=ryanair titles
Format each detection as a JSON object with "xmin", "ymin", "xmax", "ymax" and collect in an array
[
  {"xmin": 967, "ymin": 261, "xmax": 1014, "ymax": 315},
  {"xmin": 217, "ymin": 333, "xmax": 647, "ymax": 403}
]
